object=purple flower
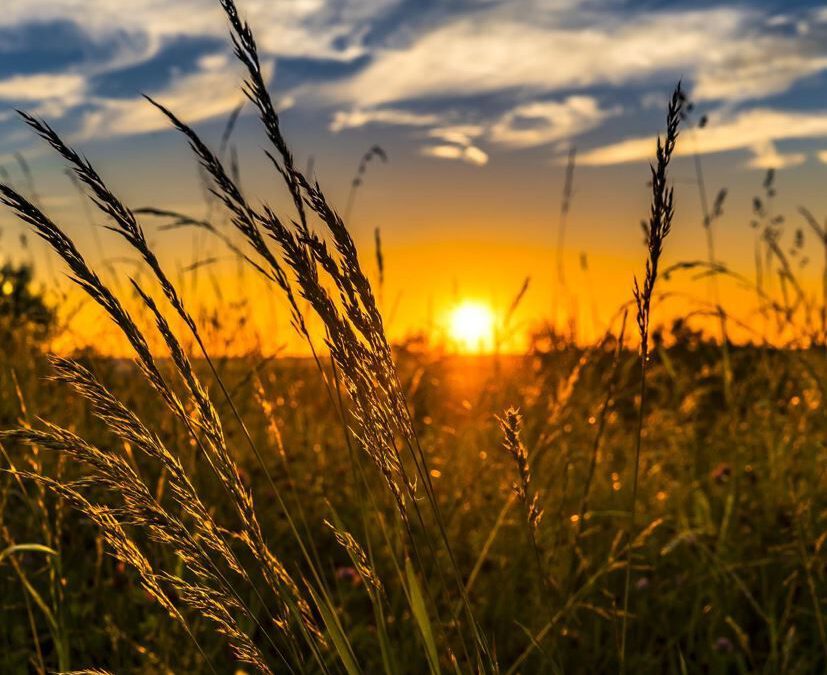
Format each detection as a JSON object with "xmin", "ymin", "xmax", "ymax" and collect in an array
[
  {"xmin": 714, "ymin": 637, "xmax": 734, "ymax": 654},
  {"xmin": 335, "ymin": 566, "xmax": 360, "ymax": 587}
]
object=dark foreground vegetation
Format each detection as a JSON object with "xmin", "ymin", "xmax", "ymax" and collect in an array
[{"xmin": 2, "ymin": 329, "xmax": 827, "ymax": 674}]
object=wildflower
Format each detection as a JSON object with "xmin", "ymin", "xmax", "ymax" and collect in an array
[
  {"xmin": 711, "ymin": 462, "xmax": 732, "ymax": 484},
  {"xmin": 714, "ymin": 637, "xmax": 734, "ymax": 654},
  {"xmin": 335, "ymin": 566, "xmax": 360, "ymax": 587}
]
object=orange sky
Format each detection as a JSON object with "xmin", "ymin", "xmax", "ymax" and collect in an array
[{"xmin": 35, "ymin": 198, "xmax": 825, "ymax": 357}]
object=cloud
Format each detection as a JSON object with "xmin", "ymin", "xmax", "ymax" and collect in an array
[
  {"xmin": 0, "ymin": 0, "xmax": 398, "ymax": 62},
  {"xmin": 421, "ymin": 143, "xmax": 488, "ymax": 166},
  {"xmin": 428, "ymin": 125, "xmax": 485, "ymax": 146},
  {"xmin": 420, "ymin": 125, "xmax": 488, "ymax": 166},
  {"xmin": 692, "ymin": 40, "xmax": 827, "ymax": 102},
  {"xmin": 0, "ymin": 73, "xmax": 89, "ymax": 121},
  {"xmin": 331, "ymin": 95, "xmax": 618, "ymax": 167},
  {"xmin": 6, "ymin": 0, "xmax": 827, "ymax": 166},
  {"xmin": 330, "ymin": 7, "xmax": 827, "ymax": 108},
  {"xmin": 329, "ymin": 110, "xmax": 490, "ymax": 168},
  {"xmin": 578, "ymin": 107, "xmax": 827, "ymax": 167},
  {"xmin": 330, "ymin": 107, "xmax": 442, "ymax": 132},
  {"xmin": 0, "ymin": 72, "xmax": 86, "ymax": 102},
  {"xmin": 0, "ymin": 0, "xmax": 400, "ymax": 141},
  {"xmin": 489, "ymin": 96, "xmax": 619, "ymax": 148},
  {"xmin": 76, "ymin": 57, "xmax": 285, "ymax": 140},
  {"xmin": 746, "ymin": 140, "xmax": 805, "ymax": 170}
]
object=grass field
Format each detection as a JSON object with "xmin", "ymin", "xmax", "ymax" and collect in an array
[{"xmin": 1, "ymin": 1, "xmax": 827, "ymax": 673}]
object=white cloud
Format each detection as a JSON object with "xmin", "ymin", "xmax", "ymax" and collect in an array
[
  {"xmin": 5, "ymin": 0, "xmax": 827, "ymax": 163},
  {"xmin": 578, "ymin": 107, "xmax": 827, "ymax": 167},
  {"xmin": 76, "ymin": 59, "xmax": 286, "ymax": 140},
  {"xmin": 330, "ymin": 7, "xmax": 827, "ymax": 108},
  {"xmin": 0, "ymin": 73, "xmax": 85, "ymax": 102},
  {"xmin": 692, "ymin": 41, "xmax": 827, "ymax": 102},
  {"xmin": 462, "ymin": 145, "xmax": 489, "ymax": 166},
  {"xmin": 489, "ymin": 96, "xmax": 619, "ymax": 148},
  {"xmin": 0, "ymin": 73, "xmax": 87, "ymax": 120},
  {"xmin": 0, "ymin": 0, "xmax": 397, "ymax": 62},
  {"xmin": 332, "ymin": 96, "xmax": 620, "ymax": 166},
  {"xmin": 330, "ymin": 107, "xmax": 442, "ymax": 132},
  {"xmin": 428, "ymin": 125, "xmax": 484, "ymax": 146},
  {"xmin": 421, "ymin": 122, "xmax": 488, "ymax": 166},
  {"xmin": 0, "ymin": 0, "xmax": 400, "ymax": 140},
  {"xmin": 331, "ymin": 96, "xmax": 618, "ymax": 161},
  {"xmin": 746, "ymin": 140, "xmax": 805, "ymax": 170},
  {"xmin": 421, "ymin": 143, "xmax": 488, "ymax": 166}
]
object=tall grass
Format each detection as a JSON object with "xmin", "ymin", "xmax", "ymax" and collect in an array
[
  {"xmin": 621, "ymin": 82, "xmax": 683, "ymax": 670},
  {"xmin": 1, "ymin": 0, "xmax": 493, "ymax": 670}
]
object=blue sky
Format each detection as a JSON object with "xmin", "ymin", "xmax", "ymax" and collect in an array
[
  {"xmin": 2, "ymin": 0, "xmax": 827, "ymax": 166},
  {"xmin": 3, "ymin": 0, "xmax": 827, "ymax": 346}
]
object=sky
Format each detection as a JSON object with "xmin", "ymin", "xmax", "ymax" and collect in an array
[{"xmin": 3, "ymin": 0, "xmax": 827, "ymax": 352}]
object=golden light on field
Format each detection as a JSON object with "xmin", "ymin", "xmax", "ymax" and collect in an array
[{"xmin": 448, "ymin": 301, "xmax": 496, "ymax": 353}]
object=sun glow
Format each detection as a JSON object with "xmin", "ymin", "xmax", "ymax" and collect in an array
[{"xmin": 448, "ymin": 301, "xmax": 496, "ymax": 353}]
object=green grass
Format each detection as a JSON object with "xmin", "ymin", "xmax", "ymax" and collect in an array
[{"xmin": 1, "ymin": 337, "xmax": 826, "ymax": 673}]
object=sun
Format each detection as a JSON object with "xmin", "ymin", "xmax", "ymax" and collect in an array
[{"xmin": 448, "ymin": 301, "xmax": 496, "ymax": 353}]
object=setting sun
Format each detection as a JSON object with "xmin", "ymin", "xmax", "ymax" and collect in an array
[{"xmin": 448, "ymin": 301, "xmax": 496, "ymax": 353}]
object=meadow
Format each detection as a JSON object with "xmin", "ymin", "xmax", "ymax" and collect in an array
[{"xmin": 1, "ymin": 1, "xmax": 827, "ymax": 673}]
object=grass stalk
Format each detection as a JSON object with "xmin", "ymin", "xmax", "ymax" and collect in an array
[{"xmin": 620, "ymin": 82, "xmax": 684, "ymax": 672}]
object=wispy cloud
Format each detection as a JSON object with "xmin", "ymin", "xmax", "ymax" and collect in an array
[
  {"xmin": 0, "ymin": 0, "xmax": 400, "ymax": 140},
  {"xmin": 317, "ymin": 4, "xmax": 827, "ymax": 166},
  {"xmin": 332, "ymin": 96, "xmax": 617, "ymax": 166},
  {"xmin": 0, "ymin": 0, "xmax": 394, "ymax": 61},
  {"xmin": 692, "ymin": 41, "xmax": 827, "ymax": 103},
  {"xmin": 578, "ymin": 107, "xmax": 827, "ymax": 167},
  {"xmin": 329, "ymin": 109, "xmax": 490, "ymax": 166},
  {"xmin": 428, "ymin": 125, "xmax": 485, "ymax": 146},
  {"xmin": 419, "ymin": 125, "xmax": 488, "ymax": 166},
  {"xmin": 421, "ymin": 143, "xmax": 488, "ymax": 167},
  {"xmin": 4, "ymin": 0, "xmax": 827, "ymax": 166},
  {"xmin": 747, "ymin": 140, "xmax": 806, "ymax": 170},
  {"xmin": 489, "ymin": 97, "xmax": 620, "ymax": 149},
  {"xmin": 330, "ymin": 107, "xmax": 442, "ymax": 132},
  {"xmin": 0, "ymin": 73, "xmax": 86, "ymax": 102},
  {"xmin": 76, "ymin": 56, "xmax": 285, "ymax": 140},
  {"xmin": 0, "ymin": 73, "xmax": 87, "ymax": 119},
  {"xmin": 330, "ymin": 7, "xmax": 827, "ymax": 108}
]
